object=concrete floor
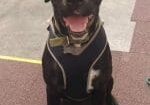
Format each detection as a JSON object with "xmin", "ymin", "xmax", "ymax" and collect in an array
[
  {"xmin": 0, "ymin": 0, "xmax": 136, "ymax": 59},
  {"xmin": 0, "ymin": 0, "xmax": 51, "ymax": 59},
  {"xmin": 100, "ymin": 0, "xmax": 136, "ymax": 52}
]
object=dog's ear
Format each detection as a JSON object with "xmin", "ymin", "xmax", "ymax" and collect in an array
[{"xmin": 45, "ymin": 0, "xmax": 50, "ymax": 2}]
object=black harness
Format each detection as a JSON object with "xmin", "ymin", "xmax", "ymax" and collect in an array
[{"xmin": 46, "ymin": 21, "xmax": 108, "ymax": 102}]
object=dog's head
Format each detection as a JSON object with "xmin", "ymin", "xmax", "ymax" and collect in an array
[{"xmin": 45, "ymin": 0, "xmax": 102, "ymax": 39}]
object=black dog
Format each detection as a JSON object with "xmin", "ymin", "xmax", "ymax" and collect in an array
[{"xmin": 42, "ymin": 0, "xmax": 118, "ymax": 105}]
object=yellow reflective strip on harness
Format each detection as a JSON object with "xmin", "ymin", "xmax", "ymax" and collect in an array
[{"xmin": 0, "ymin": 55, "xmax": 42, "ymax": 64}]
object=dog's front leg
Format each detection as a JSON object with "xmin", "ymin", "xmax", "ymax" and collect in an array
[
  {"xmin": 42, "ymin": 47, "xmax": 62, "ymax": 105},
  {"xmin": 91, "ymin": 46, "xmax": 114, "ymax": 105},
  {"xmin": 91, "ymin": 89, "xmax": 106, "ymax": 105},
  {"xmin": 46, "ymin": 85, "xmax": 61, "ymax": 105},
  {"xmin": 91, "ymin": 77, "xmax": 113, "ymax": 105}
]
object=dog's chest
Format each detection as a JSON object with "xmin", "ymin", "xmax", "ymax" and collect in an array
[
  {"xmin": 48, "ymin": 31, "xmax": 107, "ymax": 99},
  {"xmin": 50, "ymin": 45, "xmax": 98, "ymax": 98},
  {"xmin": 59, "ymin": 48, "xmax": 97, "ymax": 98}
]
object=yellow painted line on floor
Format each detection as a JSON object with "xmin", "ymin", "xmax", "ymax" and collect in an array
[{"xmin": 0, "ymin": 55, "xmax": 42, "ymax": 64}]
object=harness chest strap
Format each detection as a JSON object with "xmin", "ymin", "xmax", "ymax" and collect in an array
[{"xmin": 46, "ymin": 39, "xmax": 108, "ymax": 93}]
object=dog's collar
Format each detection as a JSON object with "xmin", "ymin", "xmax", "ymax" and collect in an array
[
  {"xmin": 49, "ymin": 36, "xmax": 90, "ymax": 47},
  {"xmin": 48, "ymin": 17, "xmax": 104, "ymax": 48}
]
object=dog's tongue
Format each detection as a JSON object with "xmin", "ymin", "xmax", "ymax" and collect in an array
[{"xmin": 64, "ymin": 16, "xmax": 88, "ymax": 32}]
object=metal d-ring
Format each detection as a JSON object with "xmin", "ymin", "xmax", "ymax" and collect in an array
[{"xmin": 146, "ymin": 77, "xmax": 150, "ymax": 86}]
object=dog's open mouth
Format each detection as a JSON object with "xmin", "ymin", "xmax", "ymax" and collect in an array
[{"xmin": 63, "ymin": 15, "xmax": 93, "ymax": 38}]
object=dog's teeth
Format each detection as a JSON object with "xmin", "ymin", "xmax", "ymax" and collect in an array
[{"xmin": 74, "ymin": 44, "xmax": 81, "ymax": 47}]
